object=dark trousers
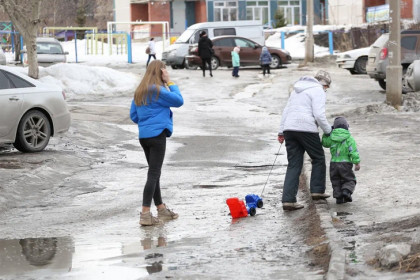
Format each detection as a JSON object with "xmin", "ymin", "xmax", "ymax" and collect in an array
[
  {"xmin": 330, "ymin": 162, "xmax": 356, "ymax": 198},
  {"xmin": 262, "ymin": 64, "xmax": 270, "ymax": 75},
  {"xmin": 201, "ymin": 57, "xmax": 212, "ymax": 76},
  {"xmin": 146, "ymin": 54, "xmax": 156, "ymax": 67},
  {"xmin": 139, "ymin": 131, "xmax": 166, "ymax": 207},
  {"xmin": 232, "ymin": 66, "xmax": 239, "ymax": 77},
  {"xmin": 282, "ymin": 131, "xmax": 326, "ymax": 203}
]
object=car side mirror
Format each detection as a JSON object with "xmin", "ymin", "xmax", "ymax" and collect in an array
[
  {"xmin": 64, "ymin": 52, "xmax": 69, "ymax": 55},
  {"xmin": 253, "ymin": 45, "xmax": 258, "ymax": 49}
]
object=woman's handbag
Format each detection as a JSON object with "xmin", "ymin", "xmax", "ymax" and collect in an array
[{"xmin": 145, "ymin": 47, "xmax": 150, "ymax": 54}]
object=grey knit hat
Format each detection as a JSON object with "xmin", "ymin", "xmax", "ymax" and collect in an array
[
  {"xmin": 333, "ymin": 116, "xmax": 349, "ymax": 130},
  {"xmin": 314, "ymin": 70, "xmax": 332, "ymax": 86}
]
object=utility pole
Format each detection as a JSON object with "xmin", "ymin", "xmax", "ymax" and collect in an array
[
  {"xmin": 304, "ymin": 0, "xmax": 314, "ymax": 63},
  {"xmin": 386, "ymin": 0, "xmax": 402, "ymax": 108}
]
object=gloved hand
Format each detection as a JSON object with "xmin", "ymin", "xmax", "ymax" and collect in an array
[
  {"xmin": 355, "ymin": 163, "xmax": 361, "ymax": 171},
  {"xmin": 278, "ymin": 134, "xmax": 284, "ymax": 144}
]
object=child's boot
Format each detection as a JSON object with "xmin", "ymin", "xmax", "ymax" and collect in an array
[
  {"xmin": 336, "ymin": 197, "xmax": 346, "ymax": 204},
  {"xmin": 342, "ymin": 189, "xmax": 353, "ymax": 202}
]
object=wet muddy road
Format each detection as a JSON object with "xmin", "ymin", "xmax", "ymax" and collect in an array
[{"xmin": 0, "ymin": 64, "xmax": 363, "ymax": 279}]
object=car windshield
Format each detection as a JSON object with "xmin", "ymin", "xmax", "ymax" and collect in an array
[
  {"xmin": 372, "ymin": 34, "xmax": 389, "ymax": 48},
  {"xmin": 37, "ymin": 42, "xmax": 64, "ymax": 54},
  {"xmin": 175, "ymin": 29, "xmax": 196, "ymax": 44}
]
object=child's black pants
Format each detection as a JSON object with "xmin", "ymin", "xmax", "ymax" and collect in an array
[{"xmin": 329, "ymin": 162, "xmax": 356, "ymax": 198}]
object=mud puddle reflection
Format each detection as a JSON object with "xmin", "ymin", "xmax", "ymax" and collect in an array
[{"xmin": 0, "ymin": 235, "xmax": 170, "ymax": 279}]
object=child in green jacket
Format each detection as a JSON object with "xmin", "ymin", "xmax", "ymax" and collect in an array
[
  {"xmin": 231, "ymin": 47, "xmax": 240, "ymax": 77},
  {"xmin": 322, "ymin": 117, "xmax": 361, "ymax": 204}
]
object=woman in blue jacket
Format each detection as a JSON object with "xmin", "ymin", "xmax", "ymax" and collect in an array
[{"xmin": 130, "ymin": 60, "xmax": 184, "ymax": 226}]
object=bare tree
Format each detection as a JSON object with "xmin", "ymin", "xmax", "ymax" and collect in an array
[{"xmin": 0, "ymin": 0, "xmax": 43, "ymax": 79}]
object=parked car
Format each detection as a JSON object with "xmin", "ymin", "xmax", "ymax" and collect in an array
[
  {"xmin": 23, "ymin": 37, "xmax": 68, "ymax": 66},
  {"xmin": 336, "ymin": 47, "xmax": 370, "ymax": 74},
  {"xmin": 185, "ymin": 36, "xmax": 292, "ymax": 70},
  {"xmin": 162, "ymin": 21, "xmax": 264, "ymax": 69},
  {"xmin": 366, "ymin": 30, "xmax": 420, "ymax": 90},
  {"xmin": 0, "ymin": 48, "xmax": 6, "ymax": 65},
  {"xmin": 0, "ymin": 66, "xmax": 71, "ymax": 152}
]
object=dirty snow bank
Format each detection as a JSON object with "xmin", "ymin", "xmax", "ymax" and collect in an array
[
  {"xmin": 402, "ymin": 92, "xmax": 420, "ymax": 112},
  {"xmin": 38, "ymin": 64, "xmax": 139, "ymax": 98}
]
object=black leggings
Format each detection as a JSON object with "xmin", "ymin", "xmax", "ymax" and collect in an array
[
  {"xmin": 201, "ymin": 57, "xmax": 212, "ymax": 75},
  {"xmin": 139, "ymin": 130, "xmax": 166, "ymax": 207}
]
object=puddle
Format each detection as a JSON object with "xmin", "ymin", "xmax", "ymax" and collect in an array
[
  {"xmin": 335, "ymin": 212, "xmax": 353, "ymax": 217},
  {"xmin": 0, "ymin": 235, "xmax": 169, "ymax": 279},
  {"xmin": 193, "ymin": 184, "xmax": 226, "ymax": 189},
  {"xmin": 0, "ymin": 237, "xmax": 73, "ymax": 276}
]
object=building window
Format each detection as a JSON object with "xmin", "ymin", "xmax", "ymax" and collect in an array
[
  {"xmin": 277, "ymin": 0, "xmax": 301, "ymax": 25},
  {"xmin": 246, "ymin": 1, "xmax": 269, "ymax": 25},
  {"xmin": 214, "ymin": 1, "xmax": 238, "ymax": 21}
]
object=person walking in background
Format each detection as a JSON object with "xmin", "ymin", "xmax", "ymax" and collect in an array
[
  {"xmin": 198, "ymin": 31, "xmax": 213, "ymax": 77},
  {"xmin": 322, "ymin": 116, "xmax": 360, "ymax": 204},
  {"xmin": 278, "ymin": 70, "xmax": 332, "ymax": 211},
  {"xmin": 130, "ymin": 60, "xmax": 184, "ymax": 226},
  {"xmin": 146, "ymin": 38, "xmax": 156, "ymax": 67},
  {"xmin": 260, "ymin": 46, "xmax": 272, "ymax": 76},
  {"xmin": 231, "ymin": 46, "xmax": 240, "ymax": 78}
]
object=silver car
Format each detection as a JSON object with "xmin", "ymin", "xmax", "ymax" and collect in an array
[
  {"xmin": 0, "ymin": 66, "xmax": 71, "ymax": 152},
  {"xmin": 0, "ymin": 48, "xmax": 6, "ymax": 65},
  {"xmin": 23, "ymin": 37, "xmax": 68, "ymax": 66}
]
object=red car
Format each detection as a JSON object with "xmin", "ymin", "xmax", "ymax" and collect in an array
[{"xmin": 185, "ymin": 35, "xmax": 292, "ymax": 70}]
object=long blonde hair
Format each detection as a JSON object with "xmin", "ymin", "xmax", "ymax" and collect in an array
[{"xmin": 134, "ymin": 60, "xmax": 166, "ymax": 106}]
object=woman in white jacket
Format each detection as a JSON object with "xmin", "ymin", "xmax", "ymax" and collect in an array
[
  {"xmin": 278, "ymin": 70, "xmax": 332, "ymax": 211},
  {"xmin": 146, "ymin": 38, "xmax": 156, "ymax": 67}
]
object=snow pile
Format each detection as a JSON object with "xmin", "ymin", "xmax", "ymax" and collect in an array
[
  {"xmin": 402, "ymin": 92, "xmax": 420, "ymax": 112},
  {"xmin": 265, "ymin": 24, "xmax": 347, "ymax": 59},
  {"xmin": 38, "ymin": 64, "xmax": 139, "ymax": 98}
]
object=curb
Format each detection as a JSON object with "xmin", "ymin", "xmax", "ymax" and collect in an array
[{"xmin": 302, "ymin": 158, "xmax": 346, "ymax": 280}]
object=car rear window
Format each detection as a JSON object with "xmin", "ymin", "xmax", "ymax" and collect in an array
[
  {"xmin": 401, "ymin": 36, "xmax": 417, "ymax": 50},
  {"xmin": 214, "ymin": 28, "xmax": 236, "ymax": 36},
  {"xmin": 37, "ymin": 42, "xmax": 64, "ymax": 54},
  {"xmin": 372, "ymin": 34, "xmax": 389, "ymax": 48},
  {"xmin": 3, "ymin": 71, "xmax": 34, "ymax": 88},
  {"xmin": 0, "ymin": 71, "xmax": 12, "ymax": 89}
]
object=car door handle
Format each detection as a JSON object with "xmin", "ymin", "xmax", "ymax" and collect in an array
[{"xmin": 9, "ymin": 97, "xmax": 20, "ymax": 101}]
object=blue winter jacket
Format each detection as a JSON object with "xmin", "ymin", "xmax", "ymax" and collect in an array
[
  {"xmin": 130, "ymin": 84, "xmax": 183, "ymax": 139},
  {"xmin": 260, "ymin": 48, "xmax": 272, "ymax": 65}
]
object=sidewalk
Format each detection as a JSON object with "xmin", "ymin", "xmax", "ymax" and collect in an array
[{"xmin": 301, "ymin": 66, "xmax": 420, "ymax": 279}]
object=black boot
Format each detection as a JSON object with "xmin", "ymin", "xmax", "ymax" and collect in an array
[
  {"xmin": 336, "ymin": 197, "xmax": 346, "ymax": 204},
  {"xmin": 342, "ymin": 189, "xmax": 353, "ymax": 202}
]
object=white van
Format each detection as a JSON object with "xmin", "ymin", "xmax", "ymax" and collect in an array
[{"xmin": 162, "ymin": 21, "xmax": 264, "ymax": 69}]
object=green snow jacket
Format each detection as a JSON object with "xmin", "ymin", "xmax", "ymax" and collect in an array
[
  {"xmin": 322, "ymin": 128, "xmax": 360, "ymax": 164},
  {"xmin": 231, "ymin": 51, "xmax": 240, "ymax": 67}
]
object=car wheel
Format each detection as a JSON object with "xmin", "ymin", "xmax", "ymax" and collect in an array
[
  {"xmin": 210, "ymin": 56, "xmax": 219, "ymax": 70},
  {"xmin": 378, "ymin": 79, "xmax": 386, "ymax": 90},
  {"xmin": 270, "ymin": 54, "xmax": 281, "ymax": 69},
  {"xmin": 349, "ymin": 69, "xmax": 357, "ymax": 75},
  {"xmin": 171, "ymin": 65, "xmax": 178, "ymax": 70},
  {"xmin": 354, "ymin": 56, "xmax": 368, "ymax": 74},
  {"xmin": 13, "ymin": 110, "xmax": 51, "ymax": 153},
  {"xmin": 184, "ymin": 60, "xmax": 198, "ymax": 70}
]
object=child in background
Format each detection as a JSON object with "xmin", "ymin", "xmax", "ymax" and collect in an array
[
  {"xmin": 260, "ymin": 46, "xmax": 272, "ymax": 76},
  {"xmin": 322, "ymin": 117, "xmax": 361, "ymax": 204},
  {"xmin": 231, "ymin": 47, "xmax": 240, "ymax": 78}
]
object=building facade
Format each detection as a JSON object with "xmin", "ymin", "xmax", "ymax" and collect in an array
[
  {"xmin": 205, "ymin": 0, "xmax": 327, "ymax": 26},
  {"xmin": 328, "ymin": 0, "xmax": 419, "ymax": 25}
]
